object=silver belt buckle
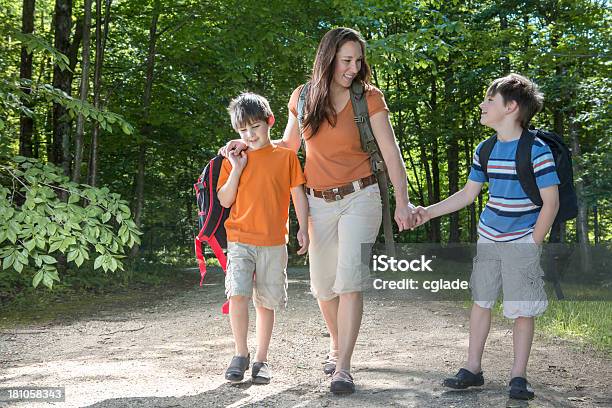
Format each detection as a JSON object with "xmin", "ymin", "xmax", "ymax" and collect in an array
[{"xmin": 333, "ymin": 187, "xmax": 341, "ymax": 201}]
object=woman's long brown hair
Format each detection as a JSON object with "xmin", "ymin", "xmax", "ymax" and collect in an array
[{"xmin": 303, "ymin": 27, "xmax": 372, "ymax": 138}]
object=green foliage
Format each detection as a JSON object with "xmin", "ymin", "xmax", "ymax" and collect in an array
[
  {"xmin": 4, "ymin": 25, "xmax": 70, "ymax": 72},
  {"xmin": 0, "ymin": 156, "xmax": 142, "ymax": 289}
]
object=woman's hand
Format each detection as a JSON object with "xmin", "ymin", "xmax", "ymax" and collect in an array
[
  {"xmin": 218, "ymin": 139, "xmax": 248, "ymax": 157},
  {"xmin": 227, "ymin": 149, "xmax": 248, "ymax": 172},
  {"xmin": 394, "ymin": 201, "xmax": 416, "ymax": 231}
]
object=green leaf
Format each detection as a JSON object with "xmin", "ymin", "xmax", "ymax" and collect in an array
[
  {"xmin": 48, "ymin": 240, "xmax": 62, "ymax": 253},
  {"xmin": 47, "ymin": 270, "xmax": 60, "ymax": 282},
  {"xmin": 13, "ymin": 260, "xmax": 24, "ymax": 273},
  {"xmin": 24, "ymin": 239, "xmax": 36, "ymax": 252},
  {"xmin": 41, "ymin": 255, "xmax": 57, "ymax": 264},
  {"xmin": 35, "ymin": 236, "xmax": 46, "ymax": 250},
  {"xmin": 75, "ymin": 253, "xmax": 84, "ymax": 267},
  {"xmin": 68, "ymin": 194, "xmax": 80, "ymax": 204},
  {"xmin": 2, "ymin": 254, "xmax": 15, "ymax": 270},
  {"xmin": 109, "ymin": 256, "xmax": 118, "ymax": 272},
  {"xmin": 47, "ymin": 224, "xmax": 58, "ymax": 236},
  {"xmin": 67, "ymin": 249, "xmax": 78, "ymax": 262},
  {"xmin": 94, "ymin": 255, "xmax": 104, "ymax": 270},
  {"xmin": 101, "ymin": 212, "xmax": 111, "ymax": 223},
  {"xmin": 32, "ymin": 270, "xmax": 44, "ymax": 288},
  {"xmin": 42, "ymin": 274, "xmax": 54, "ymax": 289}
]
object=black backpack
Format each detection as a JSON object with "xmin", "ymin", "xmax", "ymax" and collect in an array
[
  {"xmin": 478, "ymin": 128, "xmax": 578, "ymax": 223},
  {"xmin": 194, "ymin": 155, "xmax": 230, "ymax": 314}
]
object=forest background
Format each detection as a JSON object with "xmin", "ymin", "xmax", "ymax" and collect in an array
[{"xmin": 0, "ymin": 0, "xmax": 610, "ymax": 346}]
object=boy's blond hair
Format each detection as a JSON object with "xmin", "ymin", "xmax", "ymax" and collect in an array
[
  {"xmin": 228, "ymin": 92, "xmax": 273, "ymax": 130},
  {"xmin": 487, "ymin": 73, "xmax": 544, "ymax": 128}
]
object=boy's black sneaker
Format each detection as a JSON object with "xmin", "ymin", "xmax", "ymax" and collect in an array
[
  {"xmin": 251, "ymin": 362, "xmax": 271, "ymax": 384},
  {"xmin": 225, "ymin": 354, "xmax": 250, "ymax": 382},
  {"xmin": 443, "ymin": 368, "xmax": 485, "ymax": 389},
  {"xmin": 509, "ymin": 377, "xmax": 535, "ymax": 400}
]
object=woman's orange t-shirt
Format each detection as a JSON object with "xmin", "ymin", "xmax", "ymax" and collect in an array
[{"xmin": 288, "ymin": 85, "xmax": 389, "ymax": 190}]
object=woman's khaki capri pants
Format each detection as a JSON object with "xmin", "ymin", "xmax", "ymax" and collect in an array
[{"xmin": 307, "ymin": 183, "xmax": 382, "ymax": 300}]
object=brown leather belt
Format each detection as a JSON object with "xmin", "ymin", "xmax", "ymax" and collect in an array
[{"xmin": 305, "ymin": 174, "xmax": 377, "ymax": 202}]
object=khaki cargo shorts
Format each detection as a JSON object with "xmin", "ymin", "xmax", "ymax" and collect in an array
[
  {"xmin": 225, "ymin": 241, "xmax": 288, "ymax": 310},
  {"xmin": 471, "ymin": 233, "xmax": 548, "ymax": 319},
  {"xmin": 307, "ymin": 183, "xmax": 382, "ymax": 300}
]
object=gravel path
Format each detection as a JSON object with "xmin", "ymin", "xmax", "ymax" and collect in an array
[{"xmin": 0, "ymin": 267, "xmax": 610, "ymax": 408}]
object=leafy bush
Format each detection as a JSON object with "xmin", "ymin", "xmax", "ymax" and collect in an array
[{"xmin": 0, "ymin": 156, "xmax": 141, "ymax": 289}]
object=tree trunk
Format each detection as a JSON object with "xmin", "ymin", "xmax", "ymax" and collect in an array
[
  {"xmin": 131, "ymin": 1, "xmax": 160, "ymax": 257},
  {"xmin": 592, "ymin": 205, "xmax": 599, "ymax": 244},
  {"xmin": 569, "ymin": 110, "xmax": 588, "ymax": 245},
  {"xmin": 50, "ymin": 0, "xmax": 72, "ymax": 169},
  {"xmin": 445, "ymin": 73, "xmax": 460, "ymax": 242},
  {"xmin": 499, "ymin": 12, "xmax": 511, "ymax": 74},
  {"xmin": 72, "ymin": 0, "xmax": 92, "ymax": 183},
  {"xmin": 416, "ymin": 115, "xmax": 433, "ymax": 240},
  {"xmin": 430, "ymin": 78, "xmax": 441, "ymax": 242},
  {"xmin": 19, "ymin": 0, "xmax": 36, "ymax": 158},
  {"xmin": 87, "ymin": 0, "xmax": 111, "ymax": 187},
  {"xmin": 568, "ymin": 108, "xmax": 589, "ymax": 273},
  {"xmin": 549, "ymin": 107, "xmax": 566, "ymax": 243},
  {"xmin": 448, "ymin": 136, "xmax": 460, "ymax": 242}
]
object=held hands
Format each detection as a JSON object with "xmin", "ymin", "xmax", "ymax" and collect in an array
[
  {"xmin": 412, "ymin": 206, "xmax": 431, "ymax": 228},
  {"xmin": 218, "ymin": 139, "xmax": 248, "ymax": 157},
  {"xmin": 394, "ymin": 202, "xmax": 417, "ymax": 231},
  {"xmin": 296, "ymin": 228, "xmax": 309, "ymax": 255}
]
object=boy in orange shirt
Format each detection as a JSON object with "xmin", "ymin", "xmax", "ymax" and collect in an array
[{"xmin": 217, "ymin": 92, "xmax": 309, "ymax": 384}]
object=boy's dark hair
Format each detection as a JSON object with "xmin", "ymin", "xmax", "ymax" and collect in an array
[
  {"xmin": 227, "ymin": 92, "xmax": 273, "ymax": 130},
  {"xmin": 487, "ymin": 73, "xmax": 544, "ymax": 128}
]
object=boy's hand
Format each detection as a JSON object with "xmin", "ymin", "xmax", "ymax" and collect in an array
[
  {"xmin": 218, "ymin": 139, "xmax": 248, "ymax": 157},
  {"xmin": 227, "ymin": 149, "xmax": 247, "ymax": 172},
  {"xmin": 296, "ymin": 228, "xmax": 309, "ymax": 255},
  {"xmin": 413, "ymin": 206, "xmax": 431, "ymax": 227}
]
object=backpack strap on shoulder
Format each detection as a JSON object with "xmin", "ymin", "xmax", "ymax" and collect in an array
[
  {"xmin": 350, "ymin": 81, "xmax": 386, "ymax": 173},
  {"xmin": 478, "ymin": 135, "xmax": 497, "ymax": 181},
  {"xmin": 349, "ymin": 81, "xmax": 394, "ymax": 247},
  {"xmin": 296, "ymin": 83, "xmax": 309, "ymax": 157},
  {"xmin": 516, "ymin": 128, "xmax": 542, "ymax": 206},
  {"xmin": 297, "ymin": 83, "xmax": 309, "ymax": 135}
]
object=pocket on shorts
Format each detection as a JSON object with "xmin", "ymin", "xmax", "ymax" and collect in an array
[{"xmin": 518, "ymin": 259, "xmax": 547, "ymax": 302}]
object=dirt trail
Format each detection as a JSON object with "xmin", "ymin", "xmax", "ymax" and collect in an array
[{"xmin": 0, "ymin": 267, "xmax": 610, "ymax": 408}]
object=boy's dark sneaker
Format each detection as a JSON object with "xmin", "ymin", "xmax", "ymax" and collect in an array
[
  {"xmin": 443, "ymin": 368, "xmax": 485, "ymax": 389},
  {"xmin": 509, "ymin": 377, "xmax": 535, "ymax": 400},
  {"xmin": 225, "ymin": 354, "xmax": 250, "ymax": 382},
  {"xmin": 330, "ymin": 370, "xmax": 355, "ymax": 395},
  {"xmin": 251, "ymin": 362, "xmax": 271, "ymax": 384}
]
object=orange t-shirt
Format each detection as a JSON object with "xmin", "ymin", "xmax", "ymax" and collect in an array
[
  {"xmin": 217, "ymin": 145, "xmax": 305, "ymax": 246},
  {"xmin": 288, "ymin": 85, "xmax": 389, "ymax": 190}
]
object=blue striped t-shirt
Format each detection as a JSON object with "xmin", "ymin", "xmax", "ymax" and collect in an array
[{"xmin": 468, "ymin": 136, "xmax": 560, "ymax": 242}]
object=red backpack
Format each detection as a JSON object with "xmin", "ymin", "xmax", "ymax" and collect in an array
[{"xmin": 194, "ymin": 155, "xmax": 230, "ymax": 314}]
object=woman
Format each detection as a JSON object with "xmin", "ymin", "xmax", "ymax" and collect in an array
[{"xmin": 223, "ymin": 27, "xmax": 415, "ymax": 394}]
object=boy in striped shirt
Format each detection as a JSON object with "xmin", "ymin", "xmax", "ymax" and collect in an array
[{"xmin": 415, "ymin": 73, "xmax": 559, "ymax": 400}]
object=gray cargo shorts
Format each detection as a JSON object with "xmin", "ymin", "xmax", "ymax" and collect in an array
[{"xmin": 471, "ymin": 233, "xmax": 548, "ymax": 318}]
